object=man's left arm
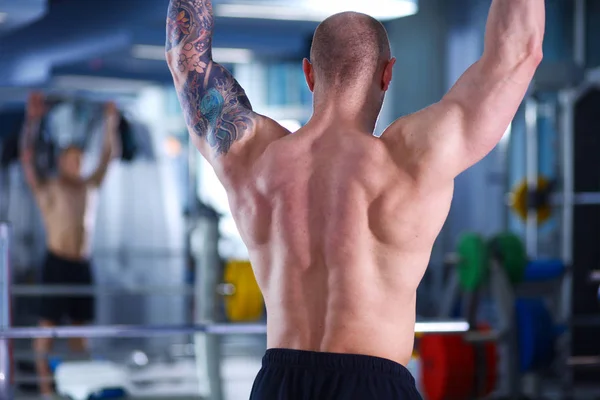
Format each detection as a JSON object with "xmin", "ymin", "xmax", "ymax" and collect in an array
[
  {"xmin": 87, "ymin": 102, "xmax": 120, "ymax": 187},
  {"xmin": 166, "ymin": 0, "xmax": 287, "ymax": 184}
]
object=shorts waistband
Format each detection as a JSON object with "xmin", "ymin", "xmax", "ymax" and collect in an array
[
  {"xmin": 263, "ymin": 349, "xmax": 415, "ymax": 379},
  {"xmin": 46, "ymin": 251, "xmax": 90, "ymax": 266}
]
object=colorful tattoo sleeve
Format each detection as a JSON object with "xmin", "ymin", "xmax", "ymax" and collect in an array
[{"xmin": 166, "ymin": 0, "xmax": 255, "ymax": 156}]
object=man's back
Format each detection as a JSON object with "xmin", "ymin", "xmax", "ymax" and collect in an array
[
  {"xmin": 228, "ymin": 125, "xmax": 453, "ymax": 365},
  {"xmin": 166, "ymin": 1, "xmax": 544, "ymax": 397}
]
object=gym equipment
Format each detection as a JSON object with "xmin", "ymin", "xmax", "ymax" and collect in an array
[
  {"xmin": 420, "ymin": 334, "xmax": 473, "ymax": 400},
  {"xmin": 33, "ymin": 119, "xmax": 57, "ymax": 174},
  {"xmin": 0, "ymin": 114, "xmax": 55, "ymax": 173},
  {"xmin": 489, "ymin": 233, "xmax": 527, "ymax": 285},
  {"xmin": 481, "ymin": 337, "xmax": 498, "ymax": 395},
  {"xmin": 1, "ymin": 98, "xmax": 141, "ymax": 169},
  {"xmin": 56, "ymin": 357, "xmax": 233, "ymax": 400},
  {"xmin": 222, "ymin": 260, "xmax": 264, "ymax": 322},
  {"xmin": 0, "ymin": 324, "xmax": 268, "ymax": 339},
  {"xmin": 420, "ymin": 333, "xmax": 497, "ymax": 400},
  {"xmin": 510, "ymin": 176, "xmax": 553, "ymax": 224},
  {"xmin": 524, "ymin": 259, "xmax": 566, "ymax": 282},
  {"xmin": 0, "ymin": 111, "xmax": 26, "ymax": 167},
  {"xmin": 130, "ymin": 121, "xmax": 155, "ymax": 161},
  {"xmin": 0, "ymin": 131, "xmax": 21, "ymax": 168},
  {"xmin": 55, "ymin": 361, "xmax": 129, "ymax": 400},
  {"xmin": 473, "ymin": 324, "xmax": 498, "ymax": 397},
  {"xmin": 119, "ymin": 113, "xmax": 138, "ymax": 162},
  {"xmin": 571, "ymin": 87, "xmax": 600, "ymax": 382},
  {"xmin": 515, "ymin": 298, "xmax": 556, "ymax": 372},
  {"xmin": 421, "ymin": 298, "xmax": 558, "ymax": 398},
  {"xmin": 49, "ymin": 356, "xmax": 62, "ymax": 373},
  {"xmin": 0, "ymin": 320, "xmax": 469, "ymax": 339},
  {"xmin": 457, "ymin": 233, "xmax": 489, "ymax": 291},
  {"xmin": 0, "ymin": 223, "xmax": 12, "ymax": 400}
]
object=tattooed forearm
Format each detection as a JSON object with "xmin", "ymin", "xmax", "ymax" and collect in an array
[{"xmin": 166, "ymin": 0, "xmax": 255, "ymax": 156}]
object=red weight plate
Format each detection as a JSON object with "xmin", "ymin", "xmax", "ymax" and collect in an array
[
  {"xmin": 453, "ymin": 335, "xmax": 475, "ymax": 399},
  {"xmin": 476, "ymin": 324, "xmax": 498, "ymax": 397},
  {"xmin": 420, "ymin": 335, "xmax": 475, "ymax": 400}
]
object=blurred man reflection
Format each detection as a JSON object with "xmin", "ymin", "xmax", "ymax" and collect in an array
[{"xmin": 20, "ymin": 92, "xmax": 120, "ymax": 396}]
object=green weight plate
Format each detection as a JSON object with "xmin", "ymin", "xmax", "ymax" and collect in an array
[
  {"xmin": 457, "ymin": 233, "xmax": 489, "ymax": 291},
  {"xmin": 489, "ymin": 233, "xmax": 527, "ymax": 284}
]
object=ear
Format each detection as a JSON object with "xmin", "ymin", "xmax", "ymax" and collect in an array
[
  {"xmin": 382, "ymin": 57, "xmax": 396, "ymax": 91},
  {"xmin": 303, "ymin": 58, "xmax": 315, "ymax": 92}
]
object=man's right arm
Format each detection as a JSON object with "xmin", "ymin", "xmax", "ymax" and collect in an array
[
  {"xmin": 384, "ymin": 0, "xmax": 544, "ymax": 181},
  {"xmin": 20, "ymin": 92, "xmax": 47, "ymax": 194}
]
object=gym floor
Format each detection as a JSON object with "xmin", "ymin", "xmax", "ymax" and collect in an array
[{"xmin": 12, "ymin": 336, "xmax": 265, "ymax": 399}]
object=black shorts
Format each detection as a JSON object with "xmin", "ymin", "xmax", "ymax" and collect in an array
[
  {"xmin": 250, "ymin": 349, "xmax": 422, "ymax": 400},
  {"xmin": 39, "ymin": 252, "xmax": 95, "ymax": 324}
]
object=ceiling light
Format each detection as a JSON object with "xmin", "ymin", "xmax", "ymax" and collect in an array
[
  {"xmin": 311, "ymin": 0, "xmax": 417, "ymax": 19},
  {"xmin": 132, "ymin": 45, "xmax": 253, "ymax": 64},
  {"xmin": 0, "ymin": 13, "xmax": 8, "ymax": 24},
  {"xmin": 216, "ymin": 0, "xmax": 417, "ymax": 22}
]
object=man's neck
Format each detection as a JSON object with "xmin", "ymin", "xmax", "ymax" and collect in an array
[{"xmin": 311, "ymin": 97, "xmax": 379, "ymax": 133}]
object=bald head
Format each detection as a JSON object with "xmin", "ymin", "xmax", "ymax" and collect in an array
[{"xmin": 310, "ymin": 12, "xmax": 391, "ymax": 91}]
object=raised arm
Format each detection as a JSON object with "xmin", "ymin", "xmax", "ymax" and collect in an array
[
  {"xmin": 385, "ymin": 0, "xmax": 544, "ymax": 180},
  {"xmin": 165, "ymin": 0, "xmax": 287, "ymax": 183},
  {"xmin": 20, "ymin": 92, "xmax": 47, "ymax": 195},
  {"xmin": 87, "ymin": 102, "xmax": 120, "ymax": 187}
]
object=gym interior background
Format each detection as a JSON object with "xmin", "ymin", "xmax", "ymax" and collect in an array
[{"xmin": 0, "ymin": 0, "xmax": 599, "ymax": 399}]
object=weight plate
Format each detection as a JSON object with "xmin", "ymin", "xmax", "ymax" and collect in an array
[
  {"xmin": 476, "ymin": 324, "xmax": 498, "ymax": 397},
  {"xmin": 510, "ymin": 177, "xmax": 552, "ymax": 225},
  {"xmin": 223, "ymin": 260, "xmax": 264, "ymax": 322},
  {"xmin": 524, "ymin": 259, "xmax": 566, "ymax": 282},
  {"xmin": 515, "ymin": 298, "xmax": 555, "ymax": 372},
  {"xmin": 457, "ymin": 233, "xmax": 489, "ymax": 291},
  {"xmin": 420, "ymin": 334, "xmax": 475, "ymax": 400},
  {"xmin": 489, "ymin": 233, "xmax": 527, "ymax": 285}
]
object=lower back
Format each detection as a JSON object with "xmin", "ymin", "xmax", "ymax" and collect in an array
[{"xmin": 263, "ymin": 252, "xmax": 424, "ymax": 366}]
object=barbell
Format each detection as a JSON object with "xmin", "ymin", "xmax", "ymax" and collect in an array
[
  {"xmin": 0, "ymin": 320, "xmax": 470, "ymax": 339},
  {"xmin": 11, "ymin": 260, "xmax": 264, "ymax": 323},
  {"xmin": 0, "ymin": 99, "xmax": 145, "ymax": 169}
]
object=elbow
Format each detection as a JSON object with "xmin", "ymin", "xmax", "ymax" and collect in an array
[
  {"xmin": 165, "ymin": 50, "xmax": 183, "ymax": 76},
  {"xmin": 484, "ymin": 34, "xmax": 544, "ymax": 71},
  {"xmin": 526, "ymin": 37, "xmax": 544, "ymax": 67},
  {"xmin": 166, "ymin": 52, "xmax": 177, "ymax": 74},
  {"xmin": 530, "ymin": 49, "xmax": 544, "ymax": 67},
  {"xmin": 166, "ymin": 53, "xmax": 188, "ymax": 88}
]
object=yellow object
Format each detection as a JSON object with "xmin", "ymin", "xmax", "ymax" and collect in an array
[
  {"xmin": 510, "ymin": 177, "xmax": 552, "ymax": 224},
  {"xmin": 413, "ymin": 332, "xmax": 424, "ymax": 357},
  {"xmin": 223, "ymin": 260, "xmax": 264, "ymax": 322}
]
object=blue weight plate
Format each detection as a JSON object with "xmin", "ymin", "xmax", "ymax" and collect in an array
[
  {"xmin": 515, "ymin": 299, "xmax": 535, "ymax": 372},
  {"xmin": 515, "ymin": 298, "xmax": 555, "ymax": 372}
]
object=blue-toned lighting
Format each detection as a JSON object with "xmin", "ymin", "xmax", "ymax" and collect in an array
[{"xmin": 216, "ymin": 0, "xmax": 418, "ymax": 22}]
